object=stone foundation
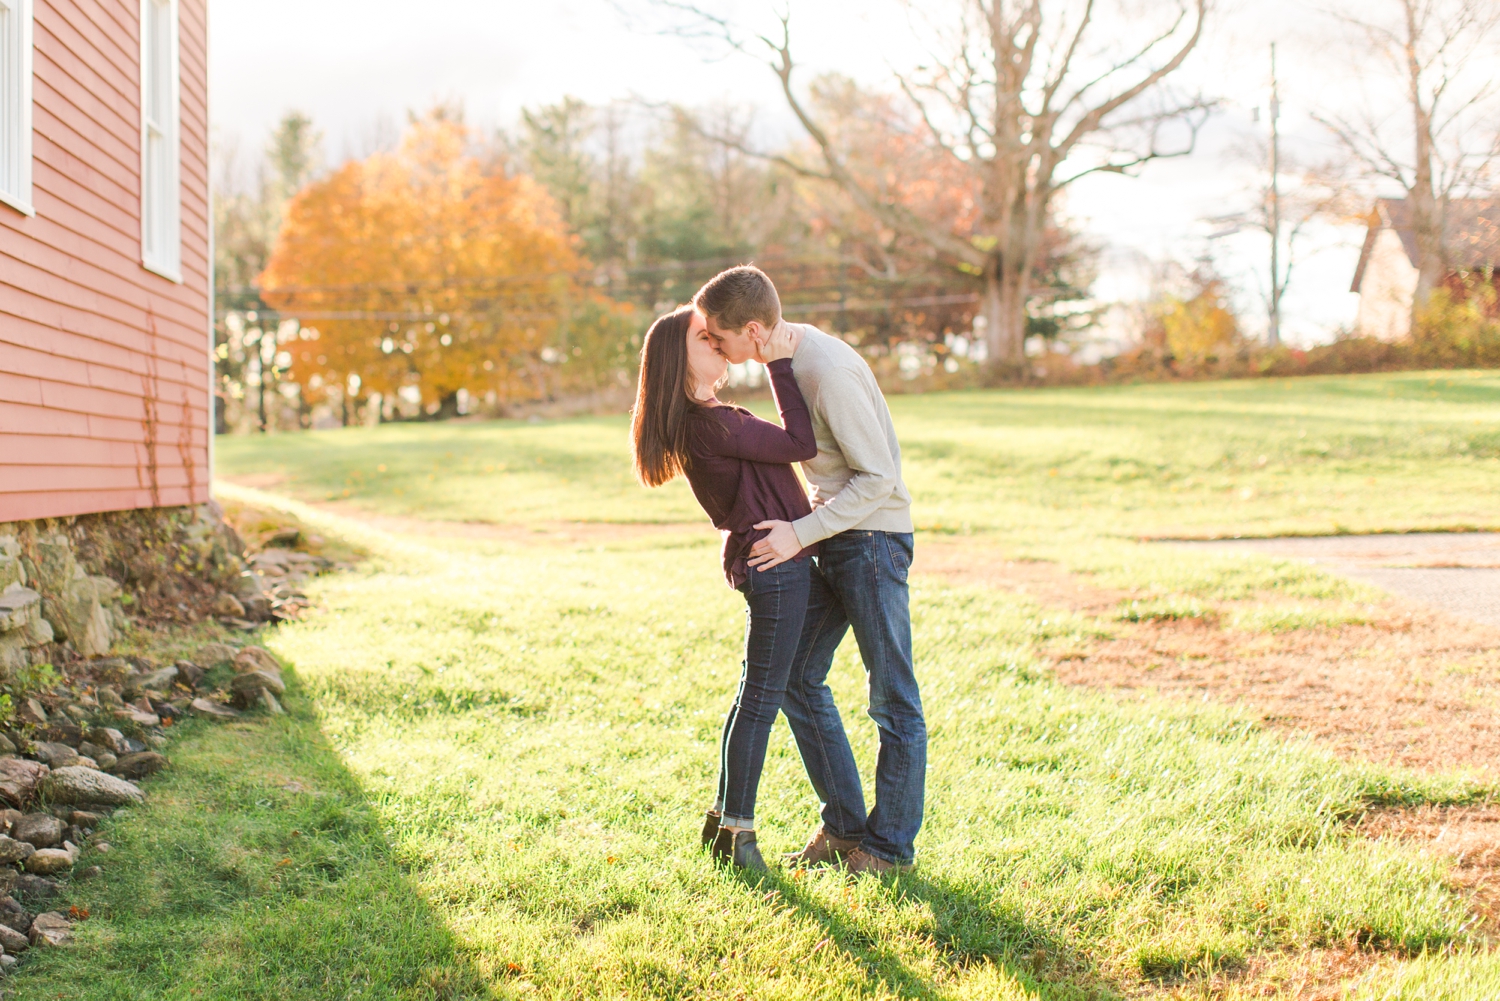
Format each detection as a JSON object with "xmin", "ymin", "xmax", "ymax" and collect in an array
[{"xmin": 0, "ymin": 505, "xmax": 251, "ymax": 675}]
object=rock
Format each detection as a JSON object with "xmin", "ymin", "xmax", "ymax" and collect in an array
[
  {"xmin": 16, "ymin": 699, "xmax": 46, "ymax": 725},
  {"xmin": 189, "ymin": 698, "xmax": 240, "ymax": 721},
  {"xmin": 0, "ymin": 922, "xmax": 27, "ymax": 953},
  {"xmin": 74, "ymin": 865, "xmax": 101, "ymax": 881},
  {"xmin": 266, "ymin": 527, "xmax": 302, "ymax": 548},
  {"xmin": 125, "ymin": 667, "xmax": 178, "ymax": 696},
  {"xmin": 0, "ymin": 898, "xmax": 28, "ymax": 934},
  {"xmin": 94, "ymin": 841, "xmax": 111, "ymax": 854},
  {"xmin": 114, "ymin": 709, "xmax": 160, "ymax": 728},
  {"xmin": 31, "ymin": 743, "xmax": 80, "ymax": 769},
  {"xmin": 11, "ymin": 815, "xmax": 62, "ymax": 849},
  {"xmin": 40, "ymin": 767, "xmax": 144, "ymax": 807},
  {"xmin": 87, "ymin": 728, "xmax": 127, "ymax": 755},
  {"xmin": 94, "ymin": 752, "xmax": 117, "ymax": 770},
  {"xmin": 212, "ymin": 593, "xmax": 246, "ymax": 617},
  {"xmin": 0, "ymin": 588, "xmax": 41, "ymax": 634},
  {"xmin": 40, "ymin": 725, "xmax": 83, "ymax": 747},
  {"xmin": 261, "ymin": 688, "xmax": 285, "ymax": 715},
  {"xmin": 120, "ymin": 737, "xmax": 146, "ymax": 754},
  {"xmin": 0, "ymin": 837, "xmax": 33, "ymax": 864},
  {"xmin": 64, "ymin": 704, "xmax": 89, "ymax": 721},
  {"xmin": 0, "ymin": 810, "xmax": 19, "ymax": 834},
  {"xmin": 0, "ymin": 759, "xmax": 48, "ymax": 807},
  {"xmin": 174, "ymin": 660, "xmax": 204, "ymax": 689},
  {"xmin": 196, "ymin": 643, "xmax": 238, "ymax": 667},
  {"xmin": 234, "ymin": 646, "xmax": 281, "ymax": 674},
  {"xmin": 145, "ymin": 734, "xmax": 167, "ymax": 749},
  {"xmin": 67, "ymin": 810, "xmax": 100, "ymax": 829},
  {"xmin": 0, "ymin": 735, "xmax": 14, "ymax": 756},
  {"xmin": 77, "ymin": 741, "xmax": 106, "ymax": 762},
  {"xmin": 0, "ymin": 869, "xmax": 15, "ymax": 894},
  {"xmin": 89, "ymin": 658, "xmax": 131, "ymax": 685},
  {"xmin": 25, "ymin": 850, "xmax": 72, "ymax": 875},
  {"xmin": 108, "ymin": 752, "xmax": 166, "ymax": 780},
  {"xmin": 76, "ymin": 756, "xmax": 98, "ymax": 769},
  {"xmin": 96, "ymin": 687, "xmax": 125, "ymax": 709},
  {"xmin": 231, "ymin": 669, "xmax": 285, "ymax": 697},
  {"xmin": 29, "ymin": 911, "xmax": 71, "ymax": 947},
  {"xmin": 13, "ymin": 875, "xmax": 58, "ymax": 904}
]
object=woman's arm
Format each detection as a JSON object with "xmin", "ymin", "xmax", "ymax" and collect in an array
[{"xmin": 697, "ymin": 360, "xmax": 818, "ymax": 464}]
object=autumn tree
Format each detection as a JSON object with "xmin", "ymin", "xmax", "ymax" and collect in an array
[
  {"xmin": 654, "ymin": 1, "xmax": 1209, "ymax": 369},
  {"xmin": 260, "ymin": 112, "xmax": 600, "ymax": 416}
]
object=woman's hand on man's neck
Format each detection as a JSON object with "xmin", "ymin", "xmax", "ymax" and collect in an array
[{"xmin": 754, "ymin": 320, "xmax": 801, "ymax": 364}]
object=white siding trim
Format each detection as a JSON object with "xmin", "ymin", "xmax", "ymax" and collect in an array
[
  {"xmin": 0, "ymin": 0, "xmax": 33, "ymax": 217},
  {"xmin": 139, "ymin": 0, "xmax": 181, "ymax": 282}
]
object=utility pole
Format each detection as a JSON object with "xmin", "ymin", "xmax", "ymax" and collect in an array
[{"xmin": 1267, "ymin": 42, "xmax": 1283, "ymax": 348}]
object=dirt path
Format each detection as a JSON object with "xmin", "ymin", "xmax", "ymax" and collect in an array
[
  {"xmin": 918, "ymin": 536, "xmax": 1500, "ymax": 944},
  {"xmin": 306, "ymin": 500, "xmax": 712, "ymax": 547},
  {"xmin": 918, "ymin": 536, "xmax": 1500, "ymax": 777}
]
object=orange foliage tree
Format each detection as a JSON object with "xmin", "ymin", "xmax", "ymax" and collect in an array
[{"xmin": 260, "ymin": 113, "xmax": 627, "ymax": 415}]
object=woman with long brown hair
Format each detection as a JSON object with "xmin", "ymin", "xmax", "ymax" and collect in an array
[{"xmin": 630, "ymin": 305, "xmax": 817, "ymax": 871}]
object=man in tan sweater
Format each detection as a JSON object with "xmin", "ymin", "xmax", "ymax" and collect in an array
[{"xmin": 695, "ymin": 265, "xmax": 926, "ymax": 875}]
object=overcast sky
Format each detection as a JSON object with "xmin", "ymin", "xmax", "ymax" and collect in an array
[{"xmin": 209, "ymin": 0, "xmax": 1466, "ymax": 346}]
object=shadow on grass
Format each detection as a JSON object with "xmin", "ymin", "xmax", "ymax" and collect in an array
[
  {"xmin": 737, "ymin": 865, "xmax": 1123, "ymax": 1001},
  {"xmin": 10, "ymin": 672, "xmax": 491, "ymax": 1001}
]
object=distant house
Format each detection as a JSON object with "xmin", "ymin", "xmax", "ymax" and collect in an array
[
  {"xmin": 1351, "ymin": 197, "xmax": 1500, "ymax": 341},
  {"xmin": 0, "ymin": 0, "xmax": 210, "ymax": 523}
]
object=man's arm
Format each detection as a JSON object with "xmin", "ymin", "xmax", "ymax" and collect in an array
[
  {"xmin": 789, "ymin": 371, "xmax": 900, "ymax": 546},
  {"xmin": 747, "ymin": 370, "xmax": 900, "ymax": 570}
]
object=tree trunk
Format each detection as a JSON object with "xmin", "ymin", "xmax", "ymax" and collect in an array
[
  {"xmin": 981, "ymin": 257, "xmax": 1028, "ymax": 369},
  {"xmin": 1405, "ymin": 3, "xmax": 1445, "ymax": 335}
]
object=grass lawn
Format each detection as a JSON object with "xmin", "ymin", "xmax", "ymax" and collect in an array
[{"xmin": 16, "ymin": 371, "xmax": 1500, "ymax": 999}]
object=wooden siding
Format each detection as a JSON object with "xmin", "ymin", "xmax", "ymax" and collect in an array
[{"xmin": 0, "ymin": 0, "xmax": 209, "ymax": 522}]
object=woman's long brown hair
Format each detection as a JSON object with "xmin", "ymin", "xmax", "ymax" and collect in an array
[{"xmin": 631, "ymin": 306, "xmax": 705, "ymax": 487}]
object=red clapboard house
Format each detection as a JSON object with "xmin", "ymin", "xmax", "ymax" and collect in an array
[{"xmin": 0, "ymin": 0, "xmax": 209, "ymax": 523}]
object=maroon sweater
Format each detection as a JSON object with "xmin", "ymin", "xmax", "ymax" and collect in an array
[{"xmin": 684, "ymin": 359, "xmax": 819, "ymax": 588}]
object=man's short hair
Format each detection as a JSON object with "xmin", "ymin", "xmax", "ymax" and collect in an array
[{"xmin": 693, "ymin": 265, "xmax": 781, "ymax": 332}]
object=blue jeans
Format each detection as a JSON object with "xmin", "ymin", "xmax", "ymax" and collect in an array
[
  {"xmin": 782, "ymin": 531, "xmax": 925, "ymax": 865},
  {"xmin": 714, "ymin": 558, "xmax": 812, "ymax": 828}
]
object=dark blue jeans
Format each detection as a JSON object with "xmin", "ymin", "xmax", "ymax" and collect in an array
[
  {"xmin": 782, "ymin": 530, "xmax": 925, "ymax": 864},
  {"xmin": 714, "ymin": 557, "xmax": 812, "ymax": 828}
]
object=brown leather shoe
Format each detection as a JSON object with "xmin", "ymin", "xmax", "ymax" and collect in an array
[
  {"xmin": 843, "ymin": 847, "xmax": 913, "ymax": 876},
  {"xmin": 782, "ymin": 825, "xmax": 862, "ymax": 868}
]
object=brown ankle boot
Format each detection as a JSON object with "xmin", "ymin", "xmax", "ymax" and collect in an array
[
  {"xmin": 701, "ymin": 811, "xmax": 721, "ymax": 848},
  {"xmin": 711, "ymin": 828, "xmax": 767, "ymax": 871},
  {"xmin": 782, "ymin": 825, "xmax": 861, "ymax": 868}
]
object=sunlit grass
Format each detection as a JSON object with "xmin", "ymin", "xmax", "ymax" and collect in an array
[{"xmin": 19, "ymin": 372, "xmax": 1500, "ymax": 998}]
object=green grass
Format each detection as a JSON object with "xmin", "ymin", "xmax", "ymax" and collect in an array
[
  {"xmin": 17, "ymin": 371, "xmax": 1500, "ymax": 999},
  {"xmin": 217, "ymin": 371, "xmax": 1500, "ymax": 540}
]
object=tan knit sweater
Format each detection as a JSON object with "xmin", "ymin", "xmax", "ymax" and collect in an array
[{"xmin": 787, "ymin": 324, "xmax": 914, "ymax": 547}]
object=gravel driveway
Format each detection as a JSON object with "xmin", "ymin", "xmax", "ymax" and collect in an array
[{"xmin": 1167, "ymin": 533, "xmax": 1500, "ymax": 627}]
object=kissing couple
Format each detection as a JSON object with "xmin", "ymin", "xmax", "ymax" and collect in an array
[{"xmin": 630, "ymin": 265, "xmax": 927, "ymax": 875}]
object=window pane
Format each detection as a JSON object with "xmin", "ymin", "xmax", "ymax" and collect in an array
[
  {"xmin": 0, "ymin": 4, "xmax": 12, "ymax": 196},
  {"xmin": 145, "ymin": 0, "xmax": 162, "ymax": 125}
]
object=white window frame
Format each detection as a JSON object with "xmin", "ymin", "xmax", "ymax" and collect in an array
[
  {"xmin": 0, "ymin": 0, "xmax": 34, "ymax": 217},
  {"xmin": 139, "ymin": 0, "xmax": 180, "ymax": 282}
]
